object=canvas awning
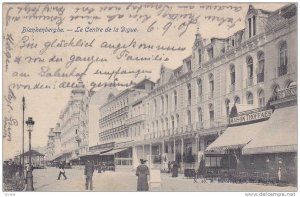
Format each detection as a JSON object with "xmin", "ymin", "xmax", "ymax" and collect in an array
[
  {"xmin": 206, "ymin": 121, "xmax": 267, "ymax": 152},
  {"xmin": 100, "ymin": 148, "xmax": 129, "ymax": 156},
  {"xmin": 243, "ymin": 106, "xmax": 297, "ymax": 155}
]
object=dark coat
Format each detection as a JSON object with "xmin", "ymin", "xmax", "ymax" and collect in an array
[
  {"xmin": 85, "ymin": 162, "xmax": 95, "ymax": 177},
  {"xmin": 172, "ymin": 162, "xmax": 179, "ymax": 177},
  {"xmin": 198, "ymin": 159, "xmax": 206, "ymax": 176},
  {"xmin": 136, "ymin": 164, "xmax": 149, "ymax": 191}
]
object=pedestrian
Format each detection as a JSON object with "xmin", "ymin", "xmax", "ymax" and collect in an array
[
  {"xmin": 167, "ymin": 161, "xmax": 171, "ymax": 173},
  {"xmin": 198, "ymin": 156, "xmax": 206, "ymax": 183},
  {"xmin": 84, "ymin": 160, "xmax": 95, "ymax": 191},
  {"xmin": 172, "ymin": 161, "xmax": 179, "ymax": 177},
  {"xmin": 136, "ymin": 159, "xmax": 149, "ymax": 191},
  {"xmin": 57, "ymin": 162, "xmax": 67, "ymax": 180}
]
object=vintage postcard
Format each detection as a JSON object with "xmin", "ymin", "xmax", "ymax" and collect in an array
[{"xmin": 2, "ymin": 2, "xmax": 297, "ymax": 193}]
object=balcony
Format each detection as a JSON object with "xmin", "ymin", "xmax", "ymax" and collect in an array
[
  {"xmin": 246, "ymin": 77, "xmax": 253, "ymax": 87},
  {"xmin": 278, "ymin": 65, "xmax": 287, "ymax": 77},
  {"xmin": 229, "ymin": 83, "xmax": 235, "ymax": 92},
  {"xmin": 185, "ymin": 124, "xmax": 193, "ymax": 132},
  {"xmin": 196, "ymin": 122, "xmax": 203, "ymax": 130},
  {"xmin": 257, "ymin": 73, "xmax": 264, "ymax": 83},
  {"xmin": 127, "ymin": 114, "xmax": 146, "ymax": 124}
]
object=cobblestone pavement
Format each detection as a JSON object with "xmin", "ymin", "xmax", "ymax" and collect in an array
[{"xmin": 33, "ymin": 167, "xmax": 297, "ymax": 192}]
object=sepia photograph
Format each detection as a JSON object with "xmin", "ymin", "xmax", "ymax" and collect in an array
[{"xmin": 2, "ymin": 2, "xmax": 298, "ymax": 193}]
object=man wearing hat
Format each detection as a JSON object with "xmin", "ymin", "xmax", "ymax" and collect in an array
[
  {"xmin": 84, "ymin": 159, "xmax": 95, "ymax": 191},
  {"xmin": 136, "ymin": 159, "xmax": 149, "ymax": 191}
]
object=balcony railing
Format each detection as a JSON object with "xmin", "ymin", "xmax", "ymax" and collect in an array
[
  {"xmin": 278, "ymin": 65, "xmax": 287, "ymax": 76},
  {"xmin": 229, "ymin": 83, "xmax": 235, "ymax": 92},
  {"xmin": 246, "ymin": 77, "xmax": 253, "ymax": 87},
  {"xmin": 196, "ymin": 122, "xmax": 204, "ymax": 130},
  {"xmin": 257, "ymin": 73, "xmax": 264, "ymax": 83}
]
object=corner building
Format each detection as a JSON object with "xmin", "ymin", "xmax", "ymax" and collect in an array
[{"xmin": 135, "ymin": 3, "xmax": 297, "ymax": 173}]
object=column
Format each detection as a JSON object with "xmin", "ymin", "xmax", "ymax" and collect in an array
[
  {"xmin": 181, "ymin": 137, "xmax": 184, "ymax": 171},
  {"xmin": 173, "ymin": 139, "xmax": 176, "ymax": 161},
  {"xmin": 149, "ymin": 142, "xmax": 152, "ymax": 168},
  {"xmin": 142, "ymin": 144, "xmax": 145, "ymax": 159}
]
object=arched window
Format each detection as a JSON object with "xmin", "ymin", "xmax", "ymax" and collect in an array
[
  {"xmin": 165, "ymin": 94, "xmax": 169, "ymax": 113},
  {"xmin": 257, "ymin": 51, "xmax": 265, "ymax": 83},
  {"xmin": 161, "ymin": 119, "xmax": 164, "ymax": 130},
  {"xmin": 258, "ymin": 89, "xmax": 265, "ymax": 107},
  {"xmin": 234, "ymin": 96, "xmax": 240, "ymax": 104},
  {"xmin": 247, "ymin": 92, "xmax": 253, "ymax": 105},
  {"xmin": 209, "ymin": 104, "xmax": 214, "ymax": 124},
  {"xmin": 247, "ymin": 56, "xmax": 254, "ymax": 86},
  {"xmin": 209, "ymin": 74, "xmax": 214, "ymax": 98},
  {"xmin": 176, "ymin": 114, "xmax": 180, "ymax": 128},
  {"xmin": 187, "ymin": 83, "xmax": 191, "ymax": 105},
  {"xmin": 278, "ymin": 42, "xmax": 288, "ymax": 76},
  {"xmin": 161, "ymin": 96, "xmax": 164, "ymax": 115},
  {"xmin": 197, "ymin": 79, "xmax": 203, "ymax": 99},
  {"xmin": 230, "ymin": 64, "xmax": 235, "ymax": 92},
  {"xmin": 187, "ymin": 110, "xmax": 191, "ymax": 125},
  {"xmin": 171, "ymin": 116, "xmax": 175, "ymax": 129},
  {"xmin": 165, "ymin": 118, "xmax": 169, "ymax": 130},
  {"xmin": 198, "ymin": 49, "xmax": 202, "ymax": 65},
  {"xmin": 174, "ymin": 90, "xmax": 177, "ymax": 110},
  {"xmin": 197, "ymin": 107, "xmax": 202, "ymax": 123},
  {"xmin": 154, "ymin": 99, "xmax": 157, "ymax": 116},
  {"xmin": 225, "ymin": 99, "xmax": 230, "ymax": 116}
]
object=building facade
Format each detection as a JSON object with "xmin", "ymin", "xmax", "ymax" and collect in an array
[
  {"xmin": 48, "ymin": 80, "xmax": 91, "ymax": 163},
  {"xmin": 93, "ymin": 4, "xmax": 297, "ymax": 174}
]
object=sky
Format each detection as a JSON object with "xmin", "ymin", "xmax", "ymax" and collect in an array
[{"xmin": 2, "ymin": 2, "xmax": 288, "ymax": 160}]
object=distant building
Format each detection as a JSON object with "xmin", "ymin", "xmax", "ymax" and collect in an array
[{"xmin": 50, "ymin": 80, "xmax": 92, "ymax": 163}]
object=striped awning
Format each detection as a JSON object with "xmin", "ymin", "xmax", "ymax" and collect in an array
[
  {"xmin": 243, "ymin": 106, "xmax": 297, "ymax": 155},
  {"xmin": 206, "ymin": 121, "xmax": 267, "ymax": 152}
]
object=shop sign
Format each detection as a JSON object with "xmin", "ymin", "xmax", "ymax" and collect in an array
[
  {"xmin": 277, "ymin": 86, "xmax": 297, "ymax": 100},
  {"xmin": 89, "ymin": 142, "xmax": 115, "ymax": 151},
  {"xmin": 229, "ymin": 108, "xmax": 272, "ymax": 125}
]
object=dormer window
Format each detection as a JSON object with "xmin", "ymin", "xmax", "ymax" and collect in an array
[
  {"xmin": 208, "ymin": 47, "xmax": 214, "ymax": 59},
  {"xmin": 186, "ymin": 60, "xmax": 192, "ymax": 71},
  {"xmin": 198, "ymin": 49, "xmax": 202, "ymax": 66},
  {"xmin": 248, "ymin": 15, "xmax": 256, "ymax": 38}
]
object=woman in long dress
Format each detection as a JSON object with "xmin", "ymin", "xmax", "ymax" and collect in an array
[{"xmin": 136, "ymin": 159, "xmax": 149, "ymax": 191}]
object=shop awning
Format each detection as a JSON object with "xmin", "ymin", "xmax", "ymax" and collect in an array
[
  {"xmin": 80, "ymin": 148, "xmax": 113, "ymax": 157},
  {"xmin": 100, "ymin": 148, "xmax": 129, "ymax": 156},
  {"xmin": 206, "ymin": 121, "xmax": 267, "ymax": 152},
  {"xmin": 243, "ymin": 106, "xmax": 297, "ymax": 155}
]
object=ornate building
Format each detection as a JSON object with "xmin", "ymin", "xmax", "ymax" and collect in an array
[
  {"xmin": 50, "ymin": 80, "xmax": 92, "ymax": 163},
  {"xmin": 93, "ymin": 4, "xmax": 297, "ymax": 177}
]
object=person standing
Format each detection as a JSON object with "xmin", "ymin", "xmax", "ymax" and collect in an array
[
  {"xmin": 84, "ymin": 160, "xmax": 95, "ymax": 191},
  {"xmin": 57, "ymin": 162, "xmax": 67, "ymax": 180},
  {"xmin": 172, "ymin": 161, "xmax": 179, "ymax": 177},
  {"xmin": 136, "ymin": 159, "xmax": 149, "ymax": 191}
]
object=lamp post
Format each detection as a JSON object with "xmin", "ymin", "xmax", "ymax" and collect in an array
[
  {"xmin": 22, "ymin": 96, "xmax": 25, "ymax": 176},
  {"xmin": 25, "ymin": 117, "xmax": 35, "ymax": 191}
]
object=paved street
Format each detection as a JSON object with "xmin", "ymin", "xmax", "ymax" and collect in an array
[{"xmin": 33, "ymin": 167, "xmax": 297, "ymax": 192}]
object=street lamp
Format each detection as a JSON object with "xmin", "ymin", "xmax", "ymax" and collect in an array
[{"xmin": 25, "ymin": 117, "xmax": 35, "ymax": 191}]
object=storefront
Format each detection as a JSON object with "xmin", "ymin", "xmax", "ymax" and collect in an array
[
  {"xmin": 100, "ymin": 147, "xmax": 132, "ymax": 170},
  {"xmin": 242, "ymin": 89, "xmax": 297, "ymax": 185}
]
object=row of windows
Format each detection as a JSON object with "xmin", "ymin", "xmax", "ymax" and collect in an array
[
  {"xmin": 172, "ymin": 42, "xmax": 288, "ymax": 112},
  {"xmin": 101, "ymin": 98, "xmax": 129, "ymax": 118}
]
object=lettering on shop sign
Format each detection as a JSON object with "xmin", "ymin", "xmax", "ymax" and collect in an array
[
  {"xmin": 277, "ymin": 86, "xmax": 297, "ymax": 100},
  {"xmin": 229, "ymin": 109, "xmax": 273, "ymax": 126},
  {"xmin": 89, "ymin": 142, "xmax": 115, "ymax": 151}
]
